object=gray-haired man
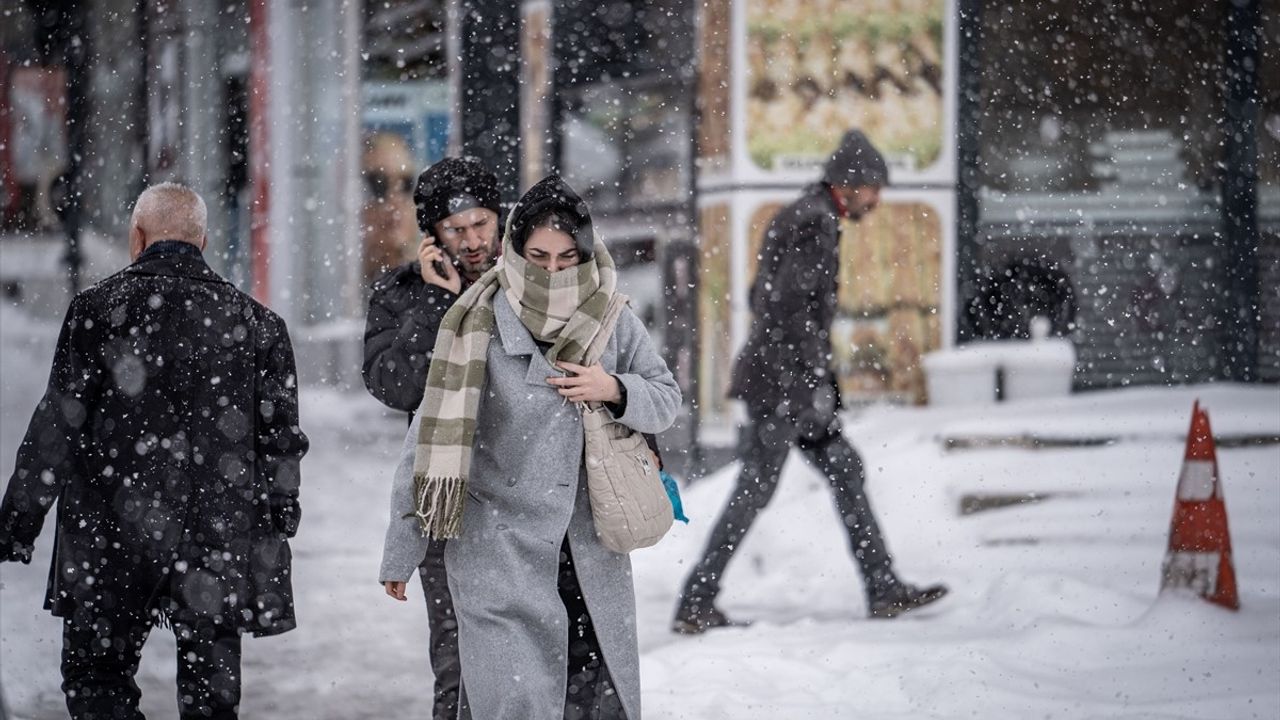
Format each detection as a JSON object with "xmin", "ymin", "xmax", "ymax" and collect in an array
[{"xmin": 0, "ymin": 183, "xmax": 309, "ymax": 717}]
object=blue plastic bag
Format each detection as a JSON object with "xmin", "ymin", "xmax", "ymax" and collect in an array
[{"xmin": 660, "ymin": 470, "xmax": 689, "ymax": 523}]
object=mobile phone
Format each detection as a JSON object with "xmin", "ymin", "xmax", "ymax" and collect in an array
[{"xmin": 421, "ymin": 234, "xmax": 450, "ymax": 278}]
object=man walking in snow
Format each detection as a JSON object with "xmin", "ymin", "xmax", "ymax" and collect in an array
[
  {"xmin": 673, "ymin": 130, "xmax": 947, "ymax": 634},
  {"xmin": 363, "ymin": 156, "xmax": 502, "ymax": 720},
  {"xmin": 0, "ymin": 183, "xmax": 309, "ymax": 718}
]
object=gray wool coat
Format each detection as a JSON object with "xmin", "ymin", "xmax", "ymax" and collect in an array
[{"xmin": 381, "ymin": 292, "xmax": 681, "ymax": 720}]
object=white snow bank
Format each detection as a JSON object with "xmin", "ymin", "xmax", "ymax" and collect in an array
[
  {"xmin": 923, "ymin": 337, "xmax": 1078, "ymax": 405},
  {"xmin": 933, "ymin": 383, "xmax": 1280, "ymax": 441},
  {"xmin": 2, "ymin": 300, "xmax": 1277, "ymax": 718}
]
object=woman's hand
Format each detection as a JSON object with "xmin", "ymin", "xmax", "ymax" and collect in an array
[
  {"xmin": 384, "ymin": 581, "xmax": 408, "ymax": 601},
  {"xmin": 549, "ymin": 362, "xmax": 622, "ymax": 403}
]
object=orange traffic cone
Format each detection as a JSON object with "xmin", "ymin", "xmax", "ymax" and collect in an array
[{"xmin": 1160, "ymin": 400, "xmax": 1239, "ymax": 610}]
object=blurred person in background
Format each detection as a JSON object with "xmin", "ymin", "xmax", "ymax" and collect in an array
[
  {"xmin": 362, "ymin": 157, "xmax": 502, "ymax": 720},
  {"xmin": 673, "ymin": 130, "xmax": 947, "ymax": 634},
  {"xmin": 362, "ymin": 132, "xmax": 422, "ymax": 282}
]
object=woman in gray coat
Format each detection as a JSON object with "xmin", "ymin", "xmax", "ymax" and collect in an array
[{"xmin": 380, "ymin": 175, "xmax": 681, "ymax": 720}]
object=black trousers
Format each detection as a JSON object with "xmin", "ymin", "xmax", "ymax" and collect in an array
[
  {"xmin": 418, "ymin": 538, "xmax": 462, "ymax": 720},
  {"xmin": 680, "ymin": 410, "xmax": 893, "ymax": 603},
  {"xmin": 60, "ymin": 607, "xmax": 241, "ymax": 720},
  {"xmin": 558, "ymin": 538, "xmax": 626, "ymax": 720},
  {"xmin": 407, "ymin": 407, "xmax": 463, "ymax": 720}
]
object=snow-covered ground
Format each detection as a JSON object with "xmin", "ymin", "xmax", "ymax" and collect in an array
[{"xmin": 2, "ymin": 302, "xmax": 1278, "ymax": 719}]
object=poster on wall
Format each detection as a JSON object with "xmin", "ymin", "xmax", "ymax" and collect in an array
[
  {"xmin": 520, "ymin": 2, "xmax": 552, "ymax": 190},
  {"xmin": 698, "ymin": 203, "xmax": 734, "ymax": 419},
  {"xmin": 362, "ymin": 81, "xmax": 450, "ymax": 171},
  {"xmin": 5, "ymin": 67, "xmax": 67, "ymax": 232},
  {"xmin": 744, "ymin": 0, "xmax": 947, "ymax": 178},
  {"xmin": 697, "ymin": 0, "xmax": 732, "ymax": 172}
]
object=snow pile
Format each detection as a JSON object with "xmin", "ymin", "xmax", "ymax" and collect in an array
[
  {"xmin": 2, "ymin": 298, "xmax": 1277, "ymax": 718},
  {"xmin": 936, "ymin": 384, "xmax": 1280, "ymax": 442},
  {"xmin": 923, "ymin": 334, "xmax": 1077, "ymax": 406},
  {"xmin": 634, "ymin": 387, "xmax": 1279, "ymax": 718}
]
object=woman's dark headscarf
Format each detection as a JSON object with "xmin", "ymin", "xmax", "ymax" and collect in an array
[{"xmin": 507, "ymin": 175, "xmax": 596, "ymax": 262}]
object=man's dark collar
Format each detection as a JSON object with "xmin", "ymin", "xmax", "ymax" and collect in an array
[
  {"xmin": 139, "ymin": 240, "xmax": 203, "ymax": 260},
  {"xmin": 127, "ymin": 239, "xmax": 227, "ymax": 285}
]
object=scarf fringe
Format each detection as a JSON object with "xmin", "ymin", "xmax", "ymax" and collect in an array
[
  {"xmin": 412, "ymin": 473, "xmax": 467, "ymax": 539},
  {"xmin": 150, "ymin": 604, "xmax": 173, "ymax": 629}
]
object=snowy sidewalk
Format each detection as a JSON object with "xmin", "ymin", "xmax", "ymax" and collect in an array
[
  {"xmin": 638, "ymin": 384, "xmax": 1279, "ymax": 719},
  {"xmin": 2, "ymin": 307, "xmax": 1278, "ymax": 717}
]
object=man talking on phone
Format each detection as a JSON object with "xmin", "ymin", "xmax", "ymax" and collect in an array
[{"xmin": 361, "ymin": 156, "xmax": 502, "ymax": 720}]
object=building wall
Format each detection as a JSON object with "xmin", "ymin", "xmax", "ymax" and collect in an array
[
  {"xmin": 1259, "ymin": 218, "xmax": 1280, "ymax": 383},
  {"xmin": 968, "ymin": 0, "xmax": 1275, "ymax": 388},
  {"xmin": 2, "ymin": 0, "xmax": 364, "ymax": 386}
]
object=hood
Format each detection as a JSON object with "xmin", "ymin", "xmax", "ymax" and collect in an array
[
  {"xmin": 821, "ymin": 129, "xmax": 889, "ymax": 189},
  {"xmin": 505, "ymin": 175, "xmax": 596, "ymax": 261}
]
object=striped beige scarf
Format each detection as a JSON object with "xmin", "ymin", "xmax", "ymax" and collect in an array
[{"xmin": 410, "ymin": 233, "xmax": 617, "ymax": 538}]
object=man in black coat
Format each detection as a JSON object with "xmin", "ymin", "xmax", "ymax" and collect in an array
[
  {"xmin": 673, "ymin": 130, "xmax": 947, "ymax": 634},
  {"xmin": 362, "ymin": 157, "xmax": 501, "ymax": 720},
  {"xmin": 0, "ymin": 183, "xmax": 309, "ymax": 718},
  {"xmin": 363, "ymin": 157, "xmax": 502, "ymax": 411}
]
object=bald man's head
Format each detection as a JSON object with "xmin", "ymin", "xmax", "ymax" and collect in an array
[{"xmin": 129, "ymin": 182, "xmax": 208, "ymax": 260}]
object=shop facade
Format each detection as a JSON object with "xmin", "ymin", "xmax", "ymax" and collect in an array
[
  {"xmin": 4, "ymin": 0, "xmax": 1275, "ymax": 456},
  {"xmin": 687, "ymin": 0, "xmax": 1277, "ymax": 442}
]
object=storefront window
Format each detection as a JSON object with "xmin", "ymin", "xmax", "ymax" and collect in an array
[
  {"xmin": 560, "ymin": 80, "xmax": 691, "ymax": 215},
  {"xmin": 1258, "ymin": 8, "xmax": 1280, "ymax": 381},
  {"xmin": 554, "ymin": 0, "xmax": 694, "ymax": 216},
  {"xmin": 978, "ymin": 2, "xmax": 1224, "ymax": 199},
  {"xmin": 975, "ymin": 0, "xmax": 1230, "ymax": 387},
  {"xmin": 2, "ymin": 0, "xmax": 148, "ymax": 284}
]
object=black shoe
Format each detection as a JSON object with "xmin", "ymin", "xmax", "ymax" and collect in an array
[
  {"xmin": 867, "ymin": 581, "xmax": 948, "ymax": 619},
  {"xmin": 671, "ymin": 600, "xmax": 751, "ymax": 635}
]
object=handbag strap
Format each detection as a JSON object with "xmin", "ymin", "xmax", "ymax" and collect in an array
[{"xmin": 582, "ymin": 293, "xmax": 630, "ymax": 367}]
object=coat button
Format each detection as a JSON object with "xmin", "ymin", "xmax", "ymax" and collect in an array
[{"xmin": 506, "ymin": 478, "xmax": 517, "ymax": 487}]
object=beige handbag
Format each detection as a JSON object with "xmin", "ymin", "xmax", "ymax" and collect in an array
[{"xmin": 579, "ymin": 294, "xmax": 674, "ymax": 554}]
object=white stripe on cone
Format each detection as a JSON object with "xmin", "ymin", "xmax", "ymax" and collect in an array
[
  {"xmin": 1162, "ymin": 551, "xmax": 1221, "ymax": 595},
  {"xmin": 1176, "ymin": 459, "xmax": 1217, "ymax": 502}
]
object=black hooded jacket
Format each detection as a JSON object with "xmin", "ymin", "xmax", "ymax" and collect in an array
[
  {"xmin": 729, "ymin": 131, "xmax": 887, "ymax": 428},
  {"xmin": 364, "ymin": 158, "xmax": 504, "ymax": 414},
  {"xmin": 362, "ymin": 262, "xmax": 459, "ymax": 413},
  {"xmin": 728, "ymin": 184, "xmax": 844, "ymax": 424}
]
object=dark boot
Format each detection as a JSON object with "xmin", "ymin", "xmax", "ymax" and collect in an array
[
  {"xmin": 866, "ymin": 575, "xmax": 948, "ymax": 619},
  {"xmin": 671, "ymin": 596, "xmax": 751, "ymax": 635}
]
